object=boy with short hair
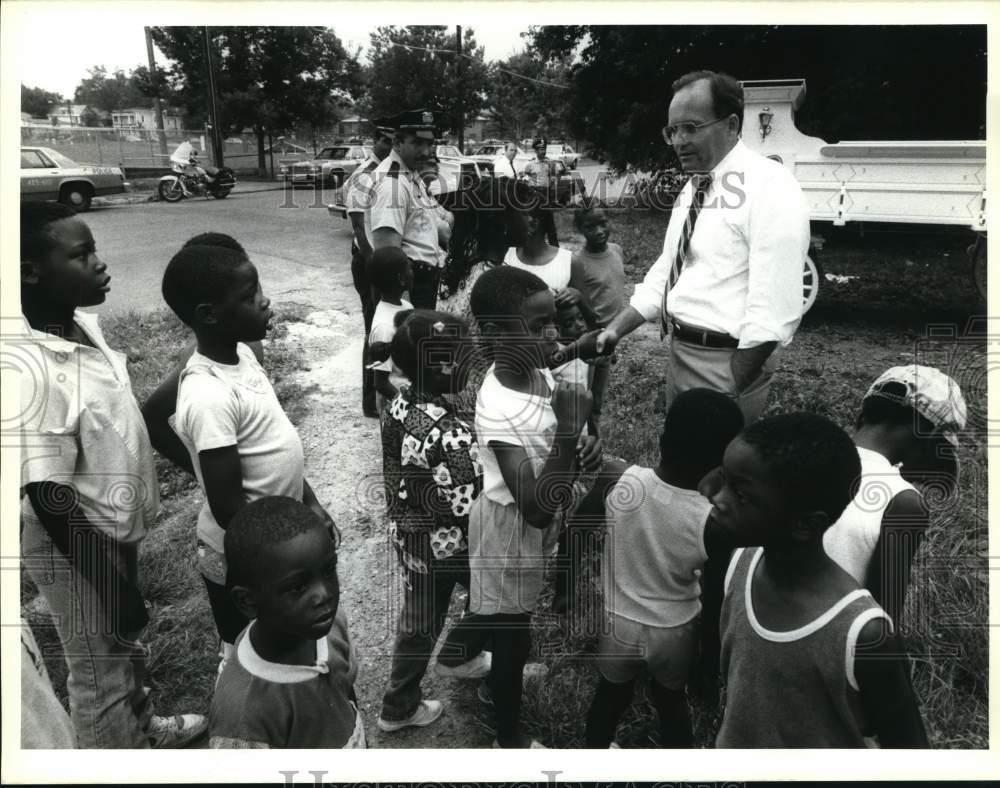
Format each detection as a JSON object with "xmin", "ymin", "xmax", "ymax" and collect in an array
[
  {"xmin": 566, "ymin": 204, "xmax": 625, "ymax": 436},
  {"xmin": 210, "ymin": 496, "xmax": 363, "ymax": 748},
  {"xmin": 367, "ymin": 246, "xmax": 414, "ymax": 410},
  {"xmin": 18, "ymin": 202, "xmax": 205, "ymax": 748},
  {"xmin": 825, "ymin": 365, "xmax": 966, "ymax": 626},
  {"xmin": 710, "ymin": 413, "xmax": 928, "ymax": 747},
  {"xmin": 161, "ymin": 243, "xmax": 335, "ymax": 664},
  {"xmin": 582, "ymin": 388, "xmax": 745, "ymax": 748}
]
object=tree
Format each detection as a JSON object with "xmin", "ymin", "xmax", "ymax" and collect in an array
[
  {"xmin": 151, "ymin": 26, "xmax": 363, "ymax": 173},
  {"xmin": 528, "ymin": 25, "xmax": 987, "ymax": 174},
  {"xmin": 21, "ymin": 85, "xmax": 62, "ymax": 118},
  {"xmin": 73, "ymin": 66, "xmax": 147, "ymax": 113},
  {"xmin": 485, "ymin": 52, "xmax": 572, "ymax": 144},
  {"xmin": 364, "ymin": 26, "xmax": 488, "ymax": 138},
  {"xmin": 79, "ymin": 106, "xmax": 105, "ymax": 128}
]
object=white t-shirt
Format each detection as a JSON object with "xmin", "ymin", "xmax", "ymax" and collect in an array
[
  {"xmin": 474, "ymin": 364, "xmax": 558, "ymax": 506},
  {"xmin": 173, "ymin": 343, "xmax": 305, "ymax": 553},
  {"xmin": 368, "ymin": 299, "xmax": 412, "ymax": 391},
  {"xmin": 504, "ymin": 247, "xmax": 573, "ymax": 291},
  {"xmin": 823, "ymin": 446, "xmax": 918, "ymax": 583}
]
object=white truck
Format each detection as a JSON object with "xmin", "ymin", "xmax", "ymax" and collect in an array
[{"xmin": 740, "ymin": 79, "xmax": 986, "ymax": 308}]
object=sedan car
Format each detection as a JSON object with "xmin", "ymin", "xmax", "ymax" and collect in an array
[
  {"xmin": 278, "ymin": 145, "xmax": 372, "ymax": 187},
  {"xmin": 20, "ymin": 147, "xmax": 129, "ymax": 212},
  {"xmin": 469, "ymin": 144, "xmax": 534, "ymax": 176},
  {"xmin": 546, "ymin": 143, "xmax": 579, "ymax": 169}
]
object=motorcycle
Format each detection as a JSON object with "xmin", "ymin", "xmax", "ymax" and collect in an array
[{"xmin": 158, "ymin": 161, "xmax": 236, "ymax": 203}]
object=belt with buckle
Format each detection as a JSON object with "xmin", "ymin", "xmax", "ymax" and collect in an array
[{"xmin": 670, "ymin": 320, "xmax": 739, "ymax": 349}]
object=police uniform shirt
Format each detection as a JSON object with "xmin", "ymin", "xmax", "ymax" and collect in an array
[
  {"xmin": 370, "ymin": 149, "xmax": 441, "ymax": 268},
  {"xmin": 344, "ymin": 156, "xmax": 381, "ymax": 249},
  {"xmin": 523, "ymin": 157, "xmax": 556, "ymax": 190}
]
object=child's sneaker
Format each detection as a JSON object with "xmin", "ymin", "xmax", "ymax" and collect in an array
[
  {"xmin": 492, "ymin": 736, "xmax": 547, "ymax": 749},
  {"xmin": 148, "ymin": 714, "xmax": 208, "ymax": 748},
  {"xmin": 434, "ymin": 650, "xmax": 491, "ymax": 680},
  {"xmin": 377, "ymin": 699, "xmax": 443, "ymax": 732}
]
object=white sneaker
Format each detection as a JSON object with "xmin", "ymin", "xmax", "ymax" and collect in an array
[
  {"xmin": 148, "ymin": 714, "xmax": 208, "ymax": 748},
  {"xmin": 492, "ymin": 737, "xmax": 547, "ymax": 748},
  {"xmin": 610, "ymin": 742, "xmax": 621, "ymax": 749},
  {"xmin": 434, "ymin": 651, "xmax": 491, "ymax": 680},
  {"xmin": 377, "ymin": 699, "xmax": 444, "ymax": 732}
]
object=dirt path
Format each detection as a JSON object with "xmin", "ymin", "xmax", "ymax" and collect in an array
[{"xmin": 282, "ymin": 301, "xmax": 493, "ymax": 749}]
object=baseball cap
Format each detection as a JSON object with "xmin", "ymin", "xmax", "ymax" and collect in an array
[{"xmin": 863, "ymin": 365, "xmax": 967, "ymax": 447}]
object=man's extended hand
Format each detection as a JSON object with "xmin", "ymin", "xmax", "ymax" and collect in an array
[
  {"xmin": 595, "ymin": 327, "xmax": 619, "ymax": 356},
  {"xmin": 729, "ymin": 342, "xmax": 777, "ymax": 394}
]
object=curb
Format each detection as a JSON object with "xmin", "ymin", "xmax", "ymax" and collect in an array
[{"xmin": 95, "ymin": 183, "xmax": 290, "ymax": 206}]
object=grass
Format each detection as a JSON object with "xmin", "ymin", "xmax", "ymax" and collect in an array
[
  {"xmin": 20, "ymin": 208, "xmax": 987, "ymax": 749},
  {"xmin": 21, "ymin": 305, "xmax": 314, "ymax": 717},
  {"xmin": 509, "ymin": 207, "xmax": 988, "ymax": 749}
]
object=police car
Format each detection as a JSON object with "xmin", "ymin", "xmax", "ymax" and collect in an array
[
  {"xmin": 20, "ymin": 147, "xmax": 129, "ymax": 212},
  {"xmin": 278, "ymin": 145, "xmax": 373, "ymax": 188}
]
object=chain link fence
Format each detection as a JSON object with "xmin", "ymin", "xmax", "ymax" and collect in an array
[{"xmin": 20, "ymin": 125, "xmax": 382, "ymax": 175}]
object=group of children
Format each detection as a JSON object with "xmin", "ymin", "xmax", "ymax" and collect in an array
[{"xmin": 19, "ymin": 197, "xmax": 965, "ymax": 750}]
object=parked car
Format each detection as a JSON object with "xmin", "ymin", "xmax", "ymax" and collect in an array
[
  {"xmin": 546, "ymin": 143, "xmax": 579, "ymax": 169},
  {"xmin": 469, "ymin": 144, "xmax": 534, "ymax": 175},
  {"xmin": 20, "ymin": 146, "xmax": 129, "ymax": 212},
  {"xmin": 278, "ymin": 145, "xmax": 373, "ymax": 187},
  {"xmin": 326, "ymin": 152, "xmax": 485, "ymax": 219}
]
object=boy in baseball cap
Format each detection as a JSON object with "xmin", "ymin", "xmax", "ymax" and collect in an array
[{"xmin": 823, "ymin": 364, "xmax": 967, "ymax": 625}]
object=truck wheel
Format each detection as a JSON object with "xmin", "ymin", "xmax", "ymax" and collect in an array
[
  {"xmin": 803, "ymin": 254, "xmax": 821, "ymax": 313},
  {"xmin": 59, "ymin": 183, "xmax": 93, "ymax": 212}
]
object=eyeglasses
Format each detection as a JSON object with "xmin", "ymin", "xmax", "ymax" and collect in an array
[{"xmin": 662, "ymin": 116, "xmax": 730, "ymax": 145}]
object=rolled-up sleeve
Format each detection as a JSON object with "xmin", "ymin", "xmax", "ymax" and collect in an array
[
  {"xmin": 628, "ymin": 234, "xmax": 673, "ymax": 321},
  {"xmin": 738, "ymin": 170, "xmax": 811, "ymax": 348}
]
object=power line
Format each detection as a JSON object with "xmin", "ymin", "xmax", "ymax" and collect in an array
[{"xmin": 385, "ymin": 38, "xmax": 570, "ymax": 90}]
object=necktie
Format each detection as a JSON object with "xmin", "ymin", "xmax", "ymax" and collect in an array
[{"xmin": 660, "ymin": 173, "xmax": 713, "ymax": 339}]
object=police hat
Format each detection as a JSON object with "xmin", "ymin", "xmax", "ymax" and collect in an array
[
  {"xmin": 532, "ymin": 137, "xmax": 547, "ymax": 150},
  {"xmin": 371, "ymin": 117, "xmax": 395, "ymax": 138},
  {"xmin": 395, "ymin": 108, "xmax": 439, "ymax": 141}
]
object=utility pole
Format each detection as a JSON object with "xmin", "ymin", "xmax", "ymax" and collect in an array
[
  {"xmin": 456, "ymin": 25, "xmax": 464, "ymax": 152},
  {"xmin": 144, "ymin": 27, "xmax": 168, "ymax": 158},
  {"xmin": 203, "ymin": 26, "xmax": 223, "ymax": 167}
]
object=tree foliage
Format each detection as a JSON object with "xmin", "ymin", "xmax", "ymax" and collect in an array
[
  {"xmin": 362, "ymin": 26, "xmax": 488, "ymax": 136},
  {"xmin": 73, "ymin": 66, "xmax": 147, "ymax": 113},
  {"xmin": 484, "ymin": 53, "xmax": 572, "ymax": 143},
  {"xmin": 151, "ymin": 26, "xmax": 363, "ymax": 171},
  {"xmin": 21, "ymin": 84, "xmax": 63, "ymax": 118},
  {"xmin": 528, "ymin": 25, "xmax": 987, "ymax": 173}
]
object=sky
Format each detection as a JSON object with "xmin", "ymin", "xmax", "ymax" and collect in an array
[{"xmin": 18, "ymin": 19, "xmax": 532, "ymax": 99}]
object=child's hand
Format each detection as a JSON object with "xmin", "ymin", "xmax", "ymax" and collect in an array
[
  {"xmin": 554, "ymin": 287, "xmax": 582, "ymax": 308},
  {"xmin": 552, "ymin": 382, "xmax": 592, "ymax": 433},
  {"xmin": 576, "ymin": 435, "xmax": 603, "ymax": 472},
  {"xmin": 595, "ymin": 327, "xmax": 619, "ymax": 356}
]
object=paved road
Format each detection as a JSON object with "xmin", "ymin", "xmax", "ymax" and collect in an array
[
  {"xmin": 84, "ymin": 164, "xmax": 626, "ymax": 317},
  {"xmin": 85, "ymin": 183, "xmax": 357, "ymax": 316}
]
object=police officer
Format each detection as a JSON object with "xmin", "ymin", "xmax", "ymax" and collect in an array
[
  {"xmin": 344, "ymin": 118, "xmax": 395, "ymax": 417},
  {"xmin": 370, "ymin": 108, "xmax": 444, "ymax": 309},
  {"xmin": 522, "ymin": 138, "xmax": 559, "ymax": 247}
]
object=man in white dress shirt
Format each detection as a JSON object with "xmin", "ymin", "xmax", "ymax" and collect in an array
[
  {"xmin": 596, "ymin": 70, "xmax": 810, "ymax": 423},
  {"xmin": 492, "ymin": 142, "xmax": 518, "ymax": 179}
]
